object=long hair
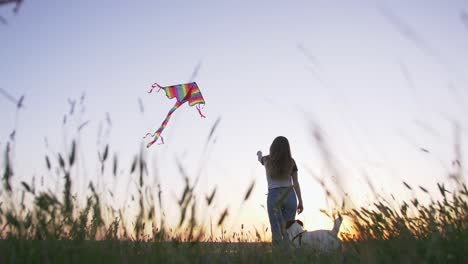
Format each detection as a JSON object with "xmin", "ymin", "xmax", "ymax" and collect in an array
[{"xmin": 266, "ymin": 136, "xmax": 293, "ymax": 180}]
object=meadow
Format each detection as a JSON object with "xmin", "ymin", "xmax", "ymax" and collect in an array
[
  {"xmin": 1, "ymin": 1, "xmax": 468, "ymax": 263},
  {"xmin": 0, "ymin": 108, "xmax": 467, "ymax": 264}
]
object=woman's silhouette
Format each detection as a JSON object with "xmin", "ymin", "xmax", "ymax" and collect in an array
[{"xmin": 257, "ymin": 136, "xmax": 303, "ymax": 248}]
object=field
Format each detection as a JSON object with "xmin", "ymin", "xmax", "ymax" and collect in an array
[
  {"xmin": 3, "ymin": 1, "xmax": 468, "ymax": 263},
  {"xmin": 1, "ymin": 117, "xmax": 467, "ymax": 263},
  {"xmin": 0, "ymin": 234, "xmax": 466, "ymax": 263}
]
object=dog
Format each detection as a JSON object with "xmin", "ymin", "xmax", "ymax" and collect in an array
[{"xmin": 285, "ymin": 216, "xmax": 343, "ymax": 253}]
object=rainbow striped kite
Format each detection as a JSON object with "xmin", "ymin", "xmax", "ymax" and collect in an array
[{"xmin": 143, "ymin": 82, "xmax": 206, "ymax": 148}]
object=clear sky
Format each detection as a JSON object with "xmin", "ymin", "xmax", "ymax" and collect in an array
[{"xmin": 1, "ymin": 0, "xmax": 468, "ymax": 239}]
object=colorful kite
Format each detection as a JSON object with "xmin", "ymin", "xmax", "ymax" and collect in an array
[{"xmin": 143, "ymin": 82, "xmax": 206, "ymax": 148}]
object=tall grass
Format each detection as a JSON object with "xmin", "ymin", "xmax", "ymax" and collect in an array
[
  {"xmin": 0, "ymin": 109, "xmax": 467, "ymax": 263},
  {"xmin": 341, "ymin": 182, "xmax": 467, "ymax": 263}
]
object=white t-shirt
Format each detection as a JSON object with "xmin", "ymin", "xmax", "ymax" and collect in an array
[{"xmin": 260, "ymin": 155, "xmax": 298, "ymax": 190}]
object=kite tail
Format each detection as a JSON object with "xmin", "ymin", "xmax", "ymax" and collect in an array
[
  {"xmin": 146, "ymin": 102, "xmax": 182, "ymax": 148},
  {"xmin": 147, "ymin": 139, "xmax": 158, "ymax": 148},
  {"xmin": 146, "ymin": 136, "xmax": 164, "ymax": 147},
  {"xmin": 147, "ymin": 135, "xmax": 162, "ymax": 148},
  {"xmin": 196, "ymin": 104, "xmax": 206, "ymax": 118},
  {"xmin": 148, "ymin": 82, "xmax": 164, "ymax": 93}
]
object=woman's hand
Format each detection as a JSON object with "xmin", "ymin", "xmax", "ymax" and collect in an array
[
  {"xmin": 257, "ymin": 151, "xmax": 263, "ymax": 164},
  {"xmin": 297, "ymin": 201, "xmax": 304, "ymax": 214}
]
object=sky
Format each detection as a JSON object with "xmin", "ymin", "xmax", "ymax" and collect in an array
[{"xmin": 1, "ymin": 0, "xmax": 468, "ymax": 239}]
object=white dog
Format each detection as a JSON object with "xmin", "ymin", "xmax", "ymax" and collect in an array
[{"xmin": 285, "ymin": 216, "xmax": 343, "ymax": 253}]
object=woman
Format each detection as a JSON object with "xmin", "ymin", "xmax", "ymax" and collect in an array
[{"xmin": 257, "ymin": 136, "xmax": 303, "ymax": 247}]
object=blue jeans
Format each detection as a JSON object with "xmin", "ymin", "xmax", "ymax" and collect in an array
[{"xmin": 267, "ymin": 186, "xmax": 297, "ymax": 247}]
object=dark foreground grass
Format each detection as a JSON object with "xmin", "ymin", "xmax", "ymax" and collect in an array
[
  {"xmin": 0, "ymin": 240, "xmax": 346, "ymax": 264},
  {"xmin": 1, "ymin": 238, "xmax": 466, "ymax": 263}
]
